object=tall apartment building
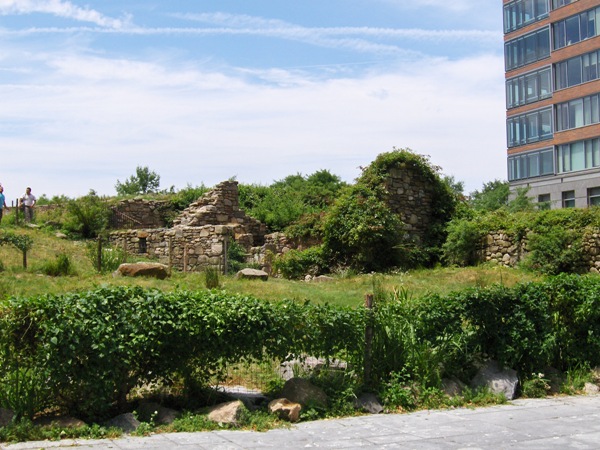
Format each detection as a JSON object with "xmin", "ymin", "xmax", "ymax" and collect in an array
[{"xmin": 505, "ymin": 0, "xmax": 600, "ymax": 208}]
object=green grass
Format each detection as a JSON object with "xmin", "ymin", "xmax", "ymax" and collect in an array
[{"xmin": 0, "ymin": 225, "xmax": 540, "ymax": 305}]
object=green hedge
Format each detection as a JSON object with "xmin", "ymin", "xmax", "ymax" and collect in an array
[
  {"xmin": 3, "ymin": 275, "xmax": 600, "ymax": 422},
  {"xmin": 0, "ymin": 287, "xmax": 363, "ymax": 421}
]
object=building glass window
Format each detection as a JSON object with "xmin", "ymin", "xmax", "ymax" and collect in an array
[
  {"xmin": 504, "ymin": 0, "xmax": 549, "ymax": 33},
  {"xmin": 538, "ymin": 193, "xmax": 551, "ymax": 209},
  {"xmin": 553, "ymin": 6, "xmax": 600, "ymax": 50},
  {"xmin": 562, "ymin": 190, "xmax": 575, "ymax": 208},
  {"xmin": 508, "ymin": 148, "xmax": 554, "ymax": 181},
  {"xmin": 552, "ymin": 0, "xmax": 576, "ymax": 9},
  {"xmin": 556, "ymin": 93, "xmax": 600, "ymax": 131},
  {"xmin": 507, "ymin": 106, "xmax": 553, "ymax": 147},
  {"xmin": 589, "ymin": 187, "xmax": 600, "ymax": 206},
  {"xmin": 505, "ymin": 27, "xmax": 550, "ymax": 70},
  {"xmin": 506, "ymin": 67, "xmax": 552, "ymax": 109},
  {"xmin": 557, "ymin": 138, "xmax": 600, "ymax": 173}
]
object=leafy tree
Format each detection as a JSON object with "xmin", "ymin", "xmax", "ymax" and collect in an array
[
  {"xmin": 323, "ymin": 184, "xmax": 404, "ymax": 272},
  {"xmin": 115, "ymin": 166, "xmax": 160, "ymax": 196},
  {"xmin": 64, "ymin": 190, "xmax": 111, "ymax": 238},
  {"xmin": 239, "ymin": 170, "xmax": 347, "ymax": 233},
  {"xmin": 469, "ymin": 180, "xmax": 510, "ymax": 212},
  {"xmin": 507, "ymin": 186, "xmax": 535, "ymax": 212}
]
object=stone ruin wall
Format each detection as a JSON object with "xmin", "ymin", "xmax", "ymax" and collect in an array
[
  {"xmin": 109, "ymin": 181, "xmax": 268, "ymax": 272},
  {"xmin": 110, "ymin": 199, "xmax": 169, "ymax": 229},
  {"xmin": 384, "ymin": 167, "xmax": 434, "ymax": 242},
  {"xmin": 482, "ymin": 229, "xmax": 600, "ymax": 274},
  {"xmin": 109, "ymin": 225, "xmax": 231, "ymax": 272},
  {"xmin": 173, "ymin": 181, "xmax": 266, "ymax": 246}
]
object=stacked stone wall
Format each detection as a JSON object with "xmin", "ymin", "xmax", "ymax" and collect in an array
[
  {"xmin": 111, "ymin": 199, "xmax": 170, "ymax": 229},
  {"xmin": 109, "ymin": 225, "xmax": 231, "ymax": 272},
  {"xmin": 385, "ymin": 167, "xmax": 434, "ymax": 242},
  {"xmin": 174, "ymin": 181, "xmax": 266, "ymax": 246},
  {"xmin": 482, "ymin": 232, "xmax": 529, "ymax": 267},
  {"xmin": 482, "ymin": 228, "xmax": 600, "ymax": 273}
]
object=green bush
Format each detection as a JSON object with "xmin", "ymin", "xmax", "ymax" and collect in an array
[
  {"xmin": 204, "ymin": 266, "xmax": 221, "ymax": 289},
  {"xmin": 3, "ymin": 275, "xmax": 600, "ymax": 423},
  {"xmin": 86, "ymin": 241, "xmax": 128, "ymax": 273},
  {"xmin": 63, "ymin": 191, "xmax": 111, "ymax": 238},
  {"xmin": 239, "ymin": 170, "xmax": 346, "ymax": 233},
  {"xmin": 442, "ymin": 219, "xmax": 483, "ymax": 266},
  {"xmin": 226, "ymin": 240, "xmax": 249, "ymax": 274},
  {"xmin": 521, "ymin": 373, "xmax": 551, "ymax": 398},
  {"xmin": 40, "ymin": 253, "xmax": 75, "ymax": 276},
  {"xmin": 273, "ymin": 246, "xmax": 327, "ymax": 279},
  {"xmin": 323, "ymin": 185, "xmax": 404, "ymax": 272},
  {"xmin": 525, "ymin": 226, "xmax": 586, "ymax": 275}
]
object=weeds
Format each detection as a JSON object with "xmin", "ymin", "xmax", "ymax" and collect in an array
[{"xmin": 204, "ymin": 266, "xmax": 221, "ymax": 289}]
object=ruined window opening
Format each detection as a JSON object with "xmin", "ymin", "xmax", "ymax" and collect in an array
[{"xmin": 138, "ymin": 237, "xmax": 147, "ymax": 254}]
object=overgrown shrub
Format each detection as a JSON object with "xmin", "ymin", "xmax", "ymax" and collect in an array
[
  {"xmin": 441, "ymin": 206, "xmax": 600, "ymax": 273},
  {"xmin": 3, "ymin": 275, "xmax": 600, "ymax": 422},
  {"xmin": 525, "ymin": 226, "xmax": 586, "ymax": 275},
  {"xmin": 204, "ymin": 267, "xmax": 221, "ymax": 289},
  {"xmin": 273, "ymin": 246, "xmax": 327, "ymax": 279},
  {"xmin": 323, "ymin": 184, "xmax": 403, "ymax": 272},
  {"xmin": 63, "ymin": 191, "xmax": 111, "ymax": 238},
  {"xmin": 86, "ymin": 241, "xmax": 128, "ymax": 273},
  {"xmin": 442, "ymin": 219, "xmax": 483, "ymax": 266},
  {"xmin": 40, "ymin": 253, "xmax": 75, "ymax": 276},
  {"xmin": 226, "ymin": 240, "xmax": 249, "ymax": 274},
  {"xmin": 239, "ymin": 170, "xmax": 346, "ymax": 233}
]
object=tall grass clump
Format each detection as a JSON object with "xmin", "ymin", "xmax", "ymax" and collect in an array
[
  {"xmin": 39, "ymin": 253, "xmax": 75, "ymax": 277},
  {"xmin": 86, "ymin": 241, "xmax": 128, "ymax": 273}
]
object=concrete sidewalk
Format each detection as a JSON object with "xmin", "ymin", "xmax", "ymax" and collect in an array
[{"xmin": 2, "ymin": 396, "xmax": 600, "ymax": 449}]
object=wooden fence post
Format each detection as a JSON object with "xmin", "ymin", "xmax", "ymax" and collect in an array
[
  {"xmin": 13, "ymin": 199, "xmax": 19, "ymax": 225},
  {"xmin": 364, "ymin": 293, "xmax": 374, "ymax": 389},
  {"xmin": 183, "ymin": 244, "xmax": 188, "ymax": 273},
  {"xmin": 223, "ymin": 236, "xmax": 228, "ymax": 275},
  {"xmin": 168, "ymin": 236, "xmax": 173, "ymax": 273},
  {"xmin": 96, "ymin": 237, "xmax": 102, "ymax": 272}
]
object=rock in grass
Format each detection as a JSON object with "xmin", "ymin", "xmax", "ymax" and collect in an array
[
  {"xmin": 207, "ymin": 400, "xmax": 246, "ymax": 426},
  {"xmin": 268, "ymin": 398, "xmax": 301, "ymax": 422},
  {"xmin": 235, "ymin": 268, "xmax": 269, "ymax": 281},
  {"xmin": 114, "ymin": 262, "xmax": 170, "ymax": 280}
]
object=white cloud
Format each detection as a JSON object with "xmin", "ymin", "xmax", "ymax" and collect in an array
[
  {"xmin": 0, "ymin": 0, "xmax": 128, "ymax": 28},
  {"xmin": 0, "ymin": 49, "xmax": 506, "ymax": 198},
  {"xmin": 380, "ymin": 0, "xmax": 474, "ymax": 12}
]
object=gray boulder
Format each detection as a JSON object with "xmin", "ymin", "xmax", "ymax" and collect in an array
[
  {"xmin": 268, "ymin": 398, "xmax": 301, "ymax": 422},
  {"xmin": 136, "ymin": 401, "xmax": 180, "ymax": 425},
  {"xmin": 585, "ymin": 382, "xmax": 600, "ymax": 395},
  {"xmin": 311, "ymin": 275, "xmax": 335, "ymax": 283},
  {"xmin": 104, "ymin": 412, "xmax": 140, "ymax": 433},
  {"xmin": 280, "ymin": 378, "xmax": 328, "ymax": 408},
  {"xmin": 33, "ymin": 416, "xmax": 86, "ymax": 428},
  {"xmin": 0, "ymin": 408, "xmax": 14, "ymax": 427},
  {"xmin": 442, "ymin": 377, "xmax": 467, "ymax": 397},
  {"xmin": 236, "ymin": 268, "xmax": 269, "ymax": 281},
  {"xmin": 114, "ymin": 262, "xmax": 170, "ymax": 279},
  {"xmin": 354, "ymin": 392, "xmax": 383, "ymax": 414},
  {"xmin": 207, "ymin": 400, "xmax": 246, "ymax": 426},
  {"xmin": 471, "ymin": 360, "xmax": 519, "ymax": 400}
]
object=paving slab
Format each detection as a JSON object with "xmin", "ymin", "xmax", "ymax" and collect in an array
[{"xmin": 2, "ymin": 396, "xmax": 600, "ymax": 450}]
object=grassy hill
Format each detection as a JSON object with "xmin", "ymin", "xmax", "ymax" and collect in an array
[{"xmin": 0, "ymin": 225, "xmax": 539, "ymax": 306}]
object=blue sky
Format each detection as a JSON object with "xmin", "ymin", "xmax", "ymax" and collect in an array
[{"xmin": 0, "ymin": 0, "xmax": 505, "ymax": 199}]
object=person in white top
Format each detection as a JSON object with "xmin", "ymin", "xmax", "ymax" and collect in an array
[{"xmin": 20, "ymin": 187, "xmax": 36, "ymax": 223}]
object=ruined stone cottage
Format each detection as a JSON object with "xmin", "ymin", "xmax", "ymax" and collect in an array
[
  {"xmin": 109, "ymin": 159, "xmax": 444, "ymax": 273},
  {"xmin": 109, "ymin": 181, "xmax": 268, "ymax": 272}
]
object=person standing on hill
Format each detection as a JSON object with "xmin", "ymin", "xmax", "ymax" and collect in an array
[
  {"xmin": 20, "ymin": 186, "xmax": 36, "ymax": 223},
  {"xmin": 0, "ymin": 186, "xmax": 7, "ymax": 224}
]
